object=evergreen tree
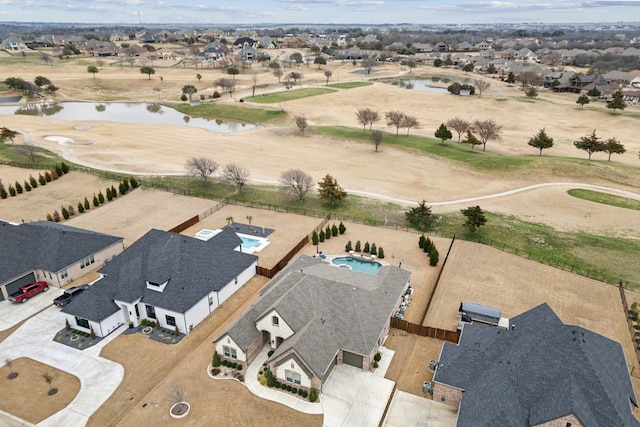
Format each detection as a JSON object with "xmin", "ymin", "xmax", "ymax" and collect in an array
[
  {"xmin": 312, "ymin": 230, "xmax": 319, "ymax": 245},
  {"xmin": 345, "ymin": 241, "xmax": 353, "ymax": 252},
  {"xmin": 607, "ymin": 90, "xmax": 626, "ymax": 113},
  {"xmin": 317, "ymin": 174, "xmax": 347, "ymax": 205},
  {"xmin": 54, "ymin": 164, "xmax": 63, "ymax": 176},
  {"xmin": 434, "ymin": 123, "xmax": 453, "ymax": 144},
  {"xmin": 52, "ymin": 210, "xmax": 61, "ymax": 222},
  {"xmin": 61, "ymin": 206, "xmax": 69, "ymax": 219},
  {"xmin": 111, "ymin": 185, "xmax": 118, "ymax": 198},
  {"xmin": 338, "ymin": 221, "xmax": 346, "ymax": 234},
  {"xmin": 106, "ymin": 187, "xmax": 113, "ymax": 201},
  {"xmin": 29, "ymin": 175, "xmax": 37, "ymax": 188},
  {"xmin": 24, "ymin": 181, "xmax": 31, "ymax": 192},
  {"xmin": 93, "ymin": 194, "xmax": 99, "ymax": 207},
  {"xmin": 45, "ymin": 171, "xmax": 52, "ymax": 182},
  {"xmin": 331, "ymin": 224, "xmax": 339, "ymax": 237},
  {"xmin": 419, "ymin": 234, "xmax": 426, "ymax": 248},
  {"xmin": 406, "ymin": 201, "xmax": 435, "ymax": 231},
  {"xmin": 370, "ymin": 243, "xmax": 377, "ymax": 256},
  {"xmin": 355, "ymin": 240, "xmax": 361, "ymax": 252},
  {"xmin": 319, "ymin": 229, "xmax": 325, "ymax": 242},
  {"xmin": 98, "ymin": 191, "xmax": 105, "ymax": 204},
  {"xmin": 60, "ymin": 161, "xmax": 69, "ymax": 174},
  {"xmin": 505, "ymin": 72, "xmax": 516, "ymax": 83},
  {"xmin": 363, "ymin": 241, "xmax": 370, "ymax": 253},
  {"xmin": 46, "ymin": 213, "xmax": 53, "ymax": 221},
  {"xmin": 461, "ymin": 206, "xmax": 488, "ymax": 233},
  {"xmin": 576, "ymin": 93, "xmax": 590, "ymax": 108},
  {"xmin": 0, "ymin": 186, "xmax": 7, "ymax": 199},
  {"xmin": 84, "ymin": 197, "xmax": 90, "ymax": 210},
  {"xmin": 527, "ymin": 128, "xmax": 554, "ymax": 156},
  {"xmin": 15, "ymin": 181, "xmax": 23, "ymax": 194},
  {"xmin": 8, "ymin": 185, "xmax": 16, "ymax": 196},
  {"xmin": 68, "ymin": 205, "xmax": 75, "ymax": 216},
  {"xmin": 378, "ymin": 247, "xmax": 385, "ymax": 259},
  {"xmin": 78, "ymin": 202, "xmax": 85, "ymax": 213},
  {"xmin": 38, "ymin": 174, "xmax": 46, "ymax": 185},
  {"xmin": 325, "ymin": 225, "xmax": 332, "ymax": 239},
  {"xmin": 429, "ymin": 248, "xmax": 439, "ymax": 266}
]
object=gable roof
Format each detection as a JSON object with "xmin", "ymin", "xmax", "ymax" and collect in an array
[
  {"xmin": 433, "ymin": 303, "xmax": 640, "ymax": 427},
  {"xmin": 63, "ymin": 227, "xmax": 257, "ymax": 319},
  {"xmin": 218, "ymin": 254, "xmax": 410, "ymax": 379},
  {"xmin": 0, "ymin": 220, "xmax": 123, "ymax": 283}
]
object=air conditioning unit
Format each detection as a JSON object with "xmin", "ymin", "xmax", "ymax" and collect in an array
[{"xmin": 423, "ymin": 381, "xmax": 432, "ymax": 394}]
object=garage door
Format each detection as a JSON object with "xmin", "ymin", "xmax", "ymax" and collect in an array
[
  {"xmin": 2, "ymin": 272, "xmax": 36, "ymax": 301},
  {"xmin": 343, "ymin": 351, "xmax": 363, "ymax": 368}
]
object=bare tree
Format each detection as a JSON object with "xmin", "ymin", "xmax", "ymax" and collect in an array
[
  {"xmin": 185, "ymin": 157, "xmax": 219, "ymax": 181},
  {"xmin": 362, "ymin": 57, "xmax": 377, "ymax": 74},
  {"xmin": 370, "ymin": 130, "xmax": 383, "ymax": 152},
  {"xmin": 273, "ymin": 68, "xmax": 284, "ymax": 82},
  {"xmin": 517, "ymin": 71, "xmax": 543, "ymax": 90},
  {"xmin": 280, "ymin": 169, "xmax": 314, "ymax": 201},
  {"xmin": 447, "ymin": 117, "xmax": 471, "ymax": 143},
  {"xmin": 295, "ymin": 115, "xmax": 308, "ymax": 135},
  {"xmin": 169, "ymin": 382, "xmax": 187, "ymax": 404},
  {"xmin": 473, "ymin": 119, "xmax": 503, "ymax": 151},
  {"xmin": 19, "ymin": 140, "xmax": 39, "ymax": 163},
  {"xmin": 475, "ymin": 80, "xmax": 491, "ymax": 97},
  {"xmin": 385, "ymin": 111, "xmax": 405, "ymax": 136},
  {"xmin": 250, "ymin": 70, "xmax": 258, "ymax": 97},
  {"xmin": 214, "ymin": 78, "xmax": 236, "ymax": 97},
  {"xmin": 324, "ymin": 70, "xmax": 333, "ymax": 86},
  {"xmin": 402, "ymin": 114, "xmax": 419, "ymax": 136},
  {"xmin": 356, "ymin": 108, "xmax": 372, "ymax": 132},
  {"xmin": 222, "ymin": 163, "xmax": 250, "ymax": 192},
  {"xmin": 41, "ymin": 371, "xmax": 58, "ymax": 395}
]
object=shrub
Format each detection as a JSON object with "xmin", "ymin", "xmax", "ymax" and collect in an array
[
  {"xmin": 45, "ymin": 171, "xmax": 52, "ymax": 182},
  {"xmin": 258, "ymin": 375, "xmax": 267, "ymax": 385},
  {"xmin": 338, "ymin": 221, "xmax": 346, "ymax": 234},
  {"xmin": 331, "ymin": 224, "xmax": 338, "ymax": 236},
  {"xmin": 237, "ymin": 365, "xmax": 243, "ymax": 371},
  {"xmin": 370, "ymin": 243, "xmax": 377, "ymax": 256},
  {"xmin": 355, "ymin": 240, "xmax": 361, "ymax": 252},
  {"xmin": 8, "ymin": 185, "xmax": 15, "ymax": 196},
  {"xmin": 222, "ymin": 359, "xmax": 228, "ymax": 366},
  {"xmin": 15, "ymin": 181, "xmax": 23, "ymax": 194},
  {"xmin": 111, "ymin": 185, "xmax": 117, "ymax": 198},
  {"xmin": 60, "ymin": 162, "xmax": 69, "ymax": 174},
  {"xmin": 363, "ymin": 241, "xmax": 370, "ymax": 253},
  {"xmin": 312, "ymin": 230, "xmax": 319, "ymax": 245},
  {"xmin": 106, "ymin": 187, "xmax": 113, "ymax": 201},
  {"xmin": 46, "ymin": 213, "xmax": 53, "ymax": 222},
  {"xmin": 303, "ymin": 390, "xmax": 308, "ymax": 398},
  {"xmin": 119, "ymin": 182, "xmax": 126, "ymax": 196},
  {"xmin": 90, "ymin": 326, "xmax": 96, "ymax": 340},
  {"xmin": 68, "ymin": 205, "xmax": 75, "ymax": 216},
  {"xmin": 174, "ymin": 325, "xmax": 179, "ymax": 335},
  {"xmin": 231, "ymin": 362, "xmax": 237, "ymax": 369},
  {"xmin": 0, "ymin": 186, "xmax": 6, "ymax": 199},
  {"xmin": 298, "ymin": 389, "xmax": 304, "ymax": 396},
  {"xmin": 24, "ymin": 181, "xmax": 31, "ymax": 192},
  {"xmin": 98, "ymin": 191, "xmax": 105, "ymax": 204},
  {"xmin": 345, "ymin": 240, "xmax": 353, "ymax": 252},
  {"xmin": 319, "ymin": 229, "xmax": 325, "ymax": 242},
  {"xmin": 38, "ymin": 174, "xmax": 46, "ymax": 186},
  {"xmin": 130, "ymin": 177, "xmax": 139, "ymax": 188},
  {"xmin": 52, "ymin": 210, "xmax": 61, "ymax": 222},
  {"xmin": 309, "ymin": 387, "xmax": 318, "ymax": 402},
  {"xmin": 93, "ymin": 194, "xmax": 99, "ymax": 207},
  {"xmin": 374, "ymin": 352, "xmax": 382, "ymax": 362},
  {"xmin": 61, "ymin": 206, "xmax": 70, "ymax": 219},
  {"xmin": 84, "ymin": 197, "xmax": 90, "ymax": 210},
  {"xmin": 325, "ymin": 225, "xmax": 331, "ymax": 240},
  {"xmin": 378, "ymin": 247, "xmax": 385, "ymax": 259},
  {"xmin": 373, "ymin": 361, "xmax": 379, "ymax": 368},
  {"xmin": 237, "ymin": 375, "xmax": 244, "ymax": 382},
  {"xmin": 65, "ymin": 318, "xmax": 71, "ymax": 331},
  {"xmin": 180, "ymin": 94, "xmax": 188, "ymax": 102},
  {"xmin": 292, "ymin": 387, "xmax": 297, "ymax": 394},
  {"xmin": 29, "ymin": 175, "xmax": 37, "ymax": 188},
  {"xmin": 429, "ymin": 248, "xmax": 439, "ymax": 266},
  {"xmin": 281, "ymin": 383, "xmax": 287, "ymax": 390},
  {"xmin": 122, "ymin": 178, "xmax": 130, "ymax": 193},
  {"xmin": 419, "ymin": 234, "xmax": 426, "ymax": 249},
  {"xmin": 51, "ymin": 170, "xmax": 59, "ymax": 180},
  {"xmin": 54, "ymin": 164, "xmax": 63, "ymax": 176},
  {"xmin": 268, "ymin": 350, "xmax": 274, "ymax": 357},
  {"xmin": 78, "ymin": 202, "xmax": 85, "ymax": 213},
  {"xmin": 211, "ymin": 367, "xmax": 221, "ymax": 376}
]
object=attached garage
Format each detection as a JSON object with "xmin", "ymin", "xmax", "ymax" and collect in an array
[
  {"xmin": 343, "ymin": 351, "xmax": 363, "ymax": 369},
  {"xmin": 1, "ymin": 272, "xmax": 36, "ymax": 301}
]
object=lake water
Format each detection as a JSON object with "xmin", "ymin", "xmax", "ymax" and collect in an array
[
  {"xmin": 386, "ymin": 79, "xmax": 451, "ymax": 94},
  {"xmin": 0, "ymin": 102, "xmax": 259, "ymax": 134}
]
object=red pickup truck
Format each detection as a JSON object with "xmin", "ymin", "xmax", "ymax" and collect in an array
[{"xmin": 9, "ymin": 281, "xmax": 49, "ymax": 303}]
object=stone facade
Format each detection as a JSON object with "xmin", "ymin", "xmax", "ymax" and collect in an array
[{"xmin": 432, "ymin": 382, "xmax": 463, "ymax": 407}]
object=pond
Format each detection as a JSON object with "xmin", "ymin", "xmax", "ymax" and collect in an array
[
  {"xmin": 0, "ymin": 102, "xmax": 259, "ymax": 134},
  {"xmin": 385, "ymin": 78, "xmax": 451, "ymax": 94}
]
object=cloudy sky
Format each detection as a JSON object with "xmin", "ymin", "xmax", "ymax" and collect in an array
[{"xmin": 1, "ymin": 0, "xmax": 639, "ymax": 25}]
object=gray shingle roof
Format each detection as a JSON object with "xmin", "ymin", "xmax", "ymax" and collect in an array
[
  {"xmin": 0, "ymin": 220, "xmax": 123, "ymax": 283},
  {"xmin": 218, "ymin": 254, "xmax": 410, "ymax": 379},
  {"xmin": 63, "ymin": 227, "xmax": 257, "ymax": 319},
  {"xmin": 433, "ymin": 303, "xmax": 640, "ymax": 427}
]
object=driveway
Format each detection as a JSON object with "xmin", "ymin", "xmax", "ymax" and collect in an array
[
  {"xmin": 383, "ymin": 390, "xmax": 458, "ymax": 427},
  {"xmin": 0, "ymin": 306, "xmax": 124, "ymax": 426},
  {"xmin": 0, "ymin": 287, "xmax": 64, "ymax": 331}
]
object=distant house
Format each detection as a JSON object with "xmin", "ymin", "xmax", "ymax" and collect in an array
[
  {"xmin": 214, "ymin": 254, "xmax": 411, "ymax": 391},
  {"xmin": 233, "ymin": 37, "xmax": 257, "ymax": 48},
  {"xmin": 0, "ymin": 36, "xmax": 28, "ymax": 52},
  {"xmin": 0, "ymin": 221, "xmax": 123, "ymax": 302},
  {"xmin": 554, "ymin": 74, "xmax": 594, "ymax": 93},
  {"xmin": 62, "ymin": 227, "xmax": 257, "ymax": 338},
  {"xmin": 433, "ymin": 303, "xmax": 640, "ymax": 426}
]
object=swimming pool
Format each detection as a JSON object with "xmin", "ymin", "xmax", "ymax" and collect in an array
[
  {"xmin": 239, "ymin": 235, "xmax": 261, "ymax": 249},
  {"xmin": 331, "ymin": 256, "xmax": 382, "ymax": 274},
  {"xmin": 194, "ymin": 229, "xmax": 269, "ymax": 254}
]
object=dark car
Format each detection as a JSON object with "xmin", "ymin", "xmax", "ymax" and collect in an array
[{"xmin": 53, "ymin": 285, "xmax": 89, "ymax": 307}]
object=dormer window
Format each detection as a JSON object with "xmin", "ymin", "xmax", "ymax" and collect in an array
[
  {"xmin": 146, "ymin": 279, "xmax": 169, "ymax": 292},
  {"xmin": 272, "ymin": 316, "xmax": 279, "ymax": 326}
]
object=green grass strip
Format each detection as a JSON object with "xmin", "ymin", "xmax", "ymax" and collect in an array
[
  {"xmin": 243, "ymin": 88, "xmax": 336, "ymax": 104},
  {"xmin": 328, "ymin": 82, "xmax": 373, "ymax": 89},
  {"xmin": 172, "ymin": 103, "xmax": 284, "ymax": 124},
  {"xmin": 568, "ymin": 189, "xmax": 640, "ymax": 211}
]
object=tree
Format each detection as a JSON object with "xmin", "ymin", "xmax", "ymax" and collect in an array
[
  {"xmin": 222, "ymin": 163, "xmax": 250, "ymax": 192},
  {"xmin": 505, "ymin": 72, "xmax": 516, "ymax": 84},
  {"xmin": 473, "ymin": 119, "xmax": 503, "ymax": 151},
  {"xmin": 34, "ymin": 76, "xmax": 51, "ymax": 87},
  {"xmin": 486, "ymin": 63, "xmax": 496, "ymax": 74},
  {"xmin": 0, "ymin": 127, "xmax": 18, "ymax": 143},
  {"xmin": 576, "ymin": 93, "xmax": 590, "ymax": 108},
  {"xmin": 227, "ymin": 65, "xmax": 239, "ymax": 80},
  {"xmin": 525, "ymin": 87, "xmax": 538, "ymax": 98},
  {"xmin": 574, "ymin": 130, "xmax": 604, "ymax": 160},
  {"xmin": 317, "ymin": 174, "xmax": 347, "ymax": 205},
  {"xmin": 402, "ymin": 115, "xmax": 419, "ymax": 136},
  {"xmin": 87, "ymin": 65, "xmax": 98, "ymax": 79},
  {"xmin": 362, "ymin": 58, "xmax": 377, "ymax": 74},
  {"xmin": 433, "ymin": 58, "xmax": 443, "ymax": 67},
  {"xmin": 314, "ymin": 56, "xmax": 326, "ymax": 69},
  {"xmin": 295, "ymin": 115, "xmax": 308, "ymax": 135},
  {"xmin": 517, "ymin": 71, "xmax": 542, "ymax": 90},
  {"xmin": 185, "ymin": 157, "xmax": 219, "ymax": 181},
  {"xmin": 475, "ymin": 80, "xmax": 491, "ymax": 97},
  {"xmin": 250, "ymin": 71, "xmax": 258, "ymax": 97},
  {"xmin": 385, "ymin": 111, "xmax": 405, "ymax": 136},
  {"xmin": 289, "ymin": 72, "xmax": 303, "ymax": 85},
  {"xmin": 280, "ymin": 169, "xmax": 314, "ymax": 201},
  {"xmin": 324, "ymin": 70, "xmax": 333, "ymax": 86},
  {"xmin": 587, "ymin": 88, "xmax": 601, "ymax": 98},
  {"xmin": 405, "ymin": 201, "xmax": 435, "ymax": 231},
  {"xmin": 527, "ymin": 128, "xmax": 554, "ymax": 156},
  {"xmin": 461, "ymin": 130, "xmax": 482, "ymax": 151},
  {"xmin": 370, "ymin": 130, "xmax": 383, "ymax": 152},
  {"xmin": 140, "ymin": 66, "xmax": 155, "ymax": 79},
  {"xmin": 462, "ymin": 63, "xmax": 474, "ymax": 73},
  {"xmin": 214, "ymin": 78, "xmax": 236, "ymax": 97},
  {"xmin": 447, "ymin": 118, "xmax": 471, "ymax": 143},
  {"xmin": 289, "ymin": 52, "xmax": 303, "ymax": 66},
  {"xmin": 607, "ymin": 90, "xmax": 626, "ymax": 113},
  {"xmin": 434, "ymin": 123, "xmax": 452, "ymax": 144},
  {"xmin": 41, "ymin": 371, "xmax": 58, "ymax": 395},
  {"xmin": 196, "ymin": 73, "xmax": 202, "ymax": 81},
  {"xmin": 603, "ymin": 137, "xmax": 626, "ymax": 161},
  {"xmin": 461, "ymin": 206, "xmax": 487, "ymax": 233},
  {"xmin": 181, "ymin": 84, "xmax": 197, "ymax": 100}
]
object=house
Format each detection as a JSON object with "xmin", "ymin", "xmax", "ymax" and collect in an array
[
  {"xmin": 62, "ymin": 227, "xmax": 257, "ymax": 338},
  {"xmin": 0, "ymin": 36, "xmax": 28, "ymax": 52},
  {"xmin": 233, "ymin": 37, "xmax": 257, "ymax": 48},
  {"xmin": 432, "ymin": 303, "xmax": 640, "ymax": 426},
  {"xmin": 214, "ymin": 254, "xmax": 411, "ymax": 391},
  {"xmin": 0, "ymin": 221, "xmax": 124, "ymax": 302}
]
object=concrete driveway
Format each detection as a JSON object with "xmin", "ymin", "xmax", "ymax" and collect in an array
[
  {"xmin": 383, "ymin": 390, "xmax": 458, "ymax": 427},
  {"xmin": 0, "ymin": 287, "xmax": 64, "ymax": 331},
  {"xmin": 0, "ymin": 306, "xmax": 124, "ymax": 426},
  {"xmin": 321, "ymin": 364, "xmax": 395, "ymax": 427}
]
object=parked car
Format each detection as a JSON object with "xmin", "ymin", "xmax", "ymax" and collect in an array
[
  {"xmin": 9, "ymin": 281, "xmax": 49, "ymax": 303},
  {"xmin": 53, "ymin": 285, "xmax": 89, "ymax": 307}
]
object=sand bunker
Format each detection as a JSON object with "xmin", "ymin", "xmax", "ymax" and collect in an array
[{"xmin": 44, "ymin": 135, "xmax": 93, "ymax": 146}]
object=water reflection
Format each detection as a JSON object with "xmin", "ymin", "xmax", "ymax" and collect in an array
[
  {"xmin": 146, "ymin": 104, "xmax": 163, "ymax": 114},
  {"xmin": 386, "ymin": 79, "xmax": 450, "ymax": 94},
  {"xmin": 95, "ymin": 104, "xmax": 106, "ymax": 112}
]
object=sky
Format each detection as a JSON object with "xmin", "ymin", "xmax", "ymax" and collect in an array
[{"xmin": 1, "ymin": 0, "xmax": 639, "ymax": 25}]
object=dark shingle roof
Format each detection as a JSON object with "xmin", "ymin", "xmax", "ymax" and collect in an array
[
  {"xmin": 63, "ymin": 227, "xmax": 257, "ymax": 318},
  {"xmin": 433, "ymin": 303, "xmax": 640, "ymax": 427},
  {"xmin": 218, "ymin": 254, "xmax": 410, "ymax": 379},
  {"xmin": 0, "ymin": 220, "xmax": 123, "ymax": 283}
]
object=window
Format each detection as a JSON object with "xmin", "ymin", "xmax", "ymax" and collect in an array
[
  {"xmin": 80, "ymin": 255, "xmax": 95, "ymax": 269},
  {"xmin": 145, "ymin": 304, "xmax": 156, "ymax": 319},
  {"xmin": 60, "ymin": 269, "xmax": 68, "ymax": 279},
  {"xmin": 75, "ymin": 317, "xmax": 90, "ymax": 329},
  {"xmin": 286, "ymin": 371, "xmax": 301, "ymax": 385},
  {"xmin": 209, "ymin": 296, "xmax": 214, "ymax": 306},
  {"xmin": 272, "ymin": 316, "xmax": 279, "ymax": 326},
  {"xmin": 166, "ymin": 315, "xmax": 176, "ymax": 327},
  {"xmin": 223, "ymin": 346, "xmax": 237, "ymax": 359}
]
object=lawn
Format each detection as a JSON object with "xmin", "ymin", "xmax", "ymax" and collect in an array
[
  {"xmin": 568, "ymin": 189, "xmax": 640, "ymax": 211},
  {"xmin": 328, "ymin": 82, "xmax": 373, "ymax": 89},
  {"xmin": 171, "ymin": 102, "xmax": 285, "ymax": 124},
  {"xmin": 243, "ymin": 87, "xmax": 336, "ymax": 103}
]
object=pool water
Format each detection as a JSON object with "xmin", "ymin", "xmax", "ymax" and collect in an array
[
  {"xmin": 331, "ymin": 257, "xmax": 382, "ymax": 274},
  {"xmin": 240, "ymin": 236, "xmax": 261, "ymax": 249}
]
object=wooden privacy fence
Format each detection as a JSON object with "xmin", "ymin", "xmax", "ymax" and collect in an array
[
  {"xmin": 619, "ymin": 283, "xmax": 640, "ymax": 377},
  {"xmin": 256, "ymin": 235, "xmax": 310, "ymax": 279},
  {"xmin": 390, "ymin": 317, "xmax": 460, "ymax": 343},
  {"xmin": 169, "ymin": 215, "xmax": 199, "ymax": 233}
]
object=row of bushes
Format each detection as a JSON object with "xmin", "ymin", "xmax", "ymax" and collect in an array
[
  {"xmin": 419, "ymin": 235, "xmax": 439, "ymax": 266},
  {"xmin": 0, "ymin": 168, "xmax": 64, "ymax": 199},
  {"xmin": 261, "ymin": 366, "xmax": 317, "ymax": 401},
  {"xmin": 46, "ymin": 177, "xmax": 139, "ymax": 222},
  {"xmin": 311, "ymin": 221, "xmax": 347, "ymax": 244},
  {"xmin": 345, "ymin": 240, "xmax": 385, "ymax": 258}
]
